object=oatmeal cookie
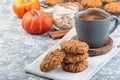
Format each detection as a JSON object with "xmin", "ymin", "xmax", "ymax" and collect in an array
[
  {"xmin": 104, "ymin": 2, "xmax": 120, "ymax": 13},
  {"xmin": 66, "ymin": 2, "xmax": 84, "ymax": 10},
  {"xmin": 102, "ymin": 0, "xmax": 115, "ymax": 3},
  {"xmin": 40, "ymin": 49, "xmax": 65, "ymax": 72},
  {"xmin": 63, "ymin": 53, "xmax": 89, "ymax": 63},
  {"xmin": 81, "ymin": 0, "xmax": 102, "ymax": 8},
  {"xmin": 61, "ymin": 60, "xmax": 88, "ymax": 72},
  {"xmin": 60, "ymin": 40, "xmax": 89, "ymax": 54},
  {"xmin": 44, "ymin": 0, "xmax": 64, "ymax": 6}
]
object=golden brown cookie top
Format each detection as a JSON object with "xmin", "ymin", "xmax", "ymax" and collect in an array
[
  {"xmin": 81, "ymin": 0, "xmax": 102, "ymax": 8},
  {"xmin": 102, "ymin": 0, "xmax": 115, "ymax": 3},
  {"xmin": 104, "ymin": 2, "xmax": 120, "ymax": 13},
  {"xmin": 60, "ymin": 40, "xmax": 89, "ymax": 54},
  {"xmin": 40, "ymin": 49, "xmax": 65, "ymax": 72}
]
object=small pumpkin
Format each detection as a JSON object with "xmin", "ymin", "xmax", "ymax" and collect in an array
[
  {"xmin": 13, "ymin": 0, "xmax": 40, "ymax": 18},
  {"xmin": 22, "ymin": 10, "xmax": 53, "ymax": 34}
]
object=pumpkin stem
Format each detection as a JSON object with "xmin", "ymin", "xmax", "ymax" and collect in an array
[
  {"xmin": 24, "ymin": 0, "xmax": 29, "ymax": 3},
  {"xmin": 33, "ymin": 9, "xmax": 40, "ymax": 16}
]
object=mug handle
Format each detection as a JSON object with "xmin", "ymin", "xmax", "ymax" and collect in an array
[{"xmin": 109, "ymin": 16, "xmax": 119, "ymax": 35}]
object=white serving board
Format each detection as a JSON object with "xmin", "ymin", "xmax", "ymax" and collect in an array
[{"xmin": 24, "ymin": 28, "xmax": 120, "ymax": 80}]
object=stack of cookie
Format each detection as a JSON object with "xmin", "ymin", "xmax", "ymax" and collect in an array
[
  {"xmin": 40, "ymin": 40, "xmax": 89, "ymax": 73},
  {"xmin": 60, "ymin": 40, "xmax": 89, "ymax": 72}
]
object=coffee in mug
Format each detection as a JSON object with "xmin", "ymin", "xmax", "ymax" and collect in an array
[
  {"xmin": 79, "ymin": 13, "xmax": 107, "ymax": 21},
  {"xmin": 75, "ymin": 10, "xmax": 119, "ymax": 48}
]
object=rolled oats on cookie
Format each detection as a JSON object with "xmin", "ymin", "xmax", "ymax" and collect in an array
[
  {"xmin": 60, "ymin": 40, "xmax": 89, "ymax": 54},
  {"xmin": 40, "ymin": 49, "xmax": 65, "ymax": 72},
  {"xmin": 61, "ymin": 60, "xmax": 88, "ymax": 73},
  {"xmin": 63, "ymin": 53, "xmax": 89, "ymax": 63},
  {"xmin": 104, "ymin": 2, "xmax": 120, "ymax": 13},
  {"xmin": 81, "ymin": 0, "xmax": 102, "ymax": 8}
]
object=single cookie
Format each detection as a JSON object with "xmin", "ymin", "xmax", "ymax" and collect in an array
[
  {"xmin": 104, "ymin": 2, "xmax": 120, "ymax": 13},
  {"xmin": 60, "ymin": 40, "xmax": 89, "ymax": 55},
  {"xmin": 61, "ymin": 60, "xmax": 88, "ymax": 72},
  {"xmin": 40, "ymin": 49, "xmax": 65, "ymax": 72},
  {"xmin": 63, "ymin": 53, "xmax": 89, "ymax": 63},
  {"xmin": 102, "ymin": 0, "xmax": 115, "ymax": 3},
  {"xmin": 81, "ymin": 0, "xmax": 102, "ymax": 8},
  {"xmin": 66, "ymin": 2, "xmax": 84, "ymax": 10}
]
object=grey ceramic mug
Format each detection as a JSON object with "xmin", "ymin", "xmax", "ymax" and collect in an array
[{"xmin": 75, "ymin": 10, "xmax": 119, "ymax": 48}]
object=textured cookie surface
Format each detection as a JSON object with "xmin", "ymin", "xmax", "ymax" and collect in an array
[
  {"xmin": 63, "ymin": 53, "xmax": 89, "ymax": 63},
  {"xmin": 60, "ymin": 40, "xmax": 89, "ymax": 54},
  {"xmin": 40, "ymin": 49, "xmax": 65, "ymax": 72},
  {"xmin": 104, "ymin": 2, "xmax": 120, "ymax": 13},
  {"xmin": 61, "ymin": 60, "xmax": 88, "ymax": 72},
  {"xmin": 81, "ymin": 0, "xmax": 102, "ymax": 8},
  {"xmin": 102, "ymin": 0, "xmax": 115, "ymax": 3}
]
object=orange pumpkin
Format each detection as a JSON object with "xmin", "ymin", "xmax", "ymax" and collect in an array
[
  {"xmin": 13, "ymin": 0, "xmax": 40, "ymax": 18},
  {"xmin": 22, "ymin": 10, "xmax": 53, "ymax": 34}
]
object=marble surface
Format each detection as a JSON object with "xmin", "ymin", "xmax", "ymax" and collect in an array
[{"xmin": 0, "ymin": 0, "xmax": 120, "ymax": 80}]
